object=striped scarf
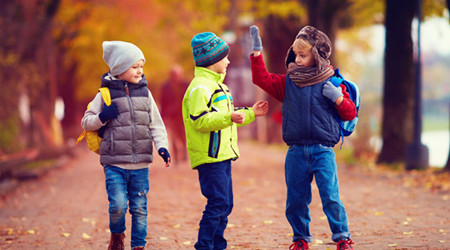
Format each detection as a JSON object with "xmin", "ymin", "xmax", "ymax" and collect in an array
[{"xmin": 287, "ymin": 63, "xmax": 335, "ymax": 88}]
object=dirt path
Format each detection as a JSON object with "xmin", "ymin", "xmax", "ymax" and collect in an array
[{"xmin": 0, "ymin": 141, "xmax": 449, "ymax": 249}]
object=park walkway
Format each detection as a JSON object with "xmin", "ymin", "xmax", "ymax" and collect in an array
[{"xmin": 0, "ymin": 140, "xmax": 449, "ymax": 249}]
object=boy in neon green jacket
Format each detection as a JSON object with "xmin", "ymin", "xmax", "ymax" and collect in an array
[{"xmin": 182, "ymin": 32, "xmax": 268, "ymax": 249}]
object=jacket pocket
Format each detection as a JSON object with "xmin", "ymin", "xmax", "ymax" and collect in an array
[{"xmin": 208, "ymin": 130, "xmax": 221, "ymax": 158}]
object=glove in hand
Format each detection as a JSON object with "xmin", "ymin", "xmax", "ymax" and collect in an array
[
  {"xmin": 158, "ymin": 148, "xmax": 171, "ymax": 167},
  {"xmin": 249, "ymin": 25, "xmax": 262, "ymax": 51},
  {"xmin": 322, "ymin": 81, "xmax": 343, "ymax": 103},
  {"xmin": 99, "ymin": 103, "xmax": 118, "ymax": 123}
]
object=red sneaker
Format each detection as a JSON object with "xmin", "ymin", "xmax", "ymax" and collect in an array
[
  {"xmin": 336, "ymin": 239, "xmax": 354, "ymax": 250},
  {"xmin": 289, "ymin": 239, "xmax": 309, "ymax": 250}
]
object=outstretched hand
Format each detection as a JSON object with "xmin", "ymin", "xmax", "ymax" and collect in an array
[
  {"xmin": 250, "ymin": 25, "xmax": 262, "ymax": 51},
  {"xmin": 231, "ymin": 111, "xmax": 245, "ymax": 124},
  {"xmin": 252, "ymin": 100, "xmax": 269, "ymax": 117}
]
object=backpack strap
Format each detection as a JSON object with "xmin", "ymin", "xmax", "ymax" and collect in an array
[
  {"xmin": 76, "ymin": 87, "xmax": 111, "ymax": 144},
  {"xmin": 330, "ymin": 68, "xmax": 350, "ymax": 149},
  {"xmin": 99, "ymin": 87, "xmax": 111, "ymax": 106}
]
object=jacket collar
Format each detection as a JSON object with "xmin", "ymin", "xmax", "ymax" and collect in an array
[
  {"xmin": 194, "ymin": 67, "xmax": 226, "ymax": 83},
  {"xmin": 100, "ymin": 72, "xmax": 148, "ymax": 89}
]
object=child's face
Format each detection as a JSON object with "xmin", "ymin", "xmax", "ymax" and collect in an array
[
  {"xmin": 293, "ymin": 46, "xmax": 315, "ymax": 68},
  {"xmin": 207, "ymin": 55, "xmax": 230, "ymax": 74},
  {"xmin": 118, "ymin": 59, "xmax": 144, "ymax": 84}
]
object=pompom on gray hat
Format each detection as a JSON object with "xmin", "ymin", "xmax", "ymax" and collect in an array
[{"xmin": 102, "ymin": 41, "xmax": 146, "ymax": 76}]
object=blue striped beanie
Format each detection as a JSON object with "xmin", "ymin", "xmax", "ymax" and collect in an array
[{"xmin": 191, "ymin": 32, "xmax": 230, "ymax": 67}]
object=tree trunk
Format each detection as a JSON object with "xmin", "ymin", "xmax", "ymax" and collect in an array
[
  {"xmin": 262, "ymin": 15, "xmax": 299, "ymax": 143},
  {"xmin": 445, "ymin": 102, "xmax": 450, "ymax": 171},
  {"xmin": 0, "ymin": 0, "xmax": 62, "ymax": 153},
  {"xmin": 445, "ymin": 145, "xmax": 450, "ymax": 171},
  {"xmin": 377, "ymin": 0, "xmax": 415, "ymax": 164},
  {"xmin": 444, "ymin": 0, "xmax": 450, "ymax": 171},
  {"xmin": 263, "ymin": 15, "xmax": 299, "ymax": 74},
  {"xmin": 303, "ymin": 0, "xmax": 351, "ymax": 65}
]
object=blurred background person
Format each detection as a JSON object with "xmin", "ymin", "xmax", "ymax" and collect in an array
[{"xmin": 160, "ymin": 65, "xmax": 189, "ymax": 164}]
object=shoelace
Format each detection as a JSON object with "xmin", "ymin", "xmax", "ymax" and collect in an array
[
  {"xmin": 289, "ymin": 240, "xmax": 309, "ymax": 250},
  {"xmin": 337, "ymin": 239, "xmax": 354, "ymax": 250}
]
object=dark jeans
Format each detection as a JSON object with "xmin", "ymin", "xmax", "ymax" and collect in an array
[
  {"xmin": 104, "ymin": 165, "xmax": 149, "ymax": 248},
  {"xmin": 195, "ymin": 160, "xmax": 233, "ymax": 250},
  {"xmin": 285, "ymin": 144, "xmax": 350, "ymax": 243}
]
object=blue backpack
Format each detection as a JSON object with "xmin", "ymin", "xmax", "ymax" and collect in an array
[{"xmin": 329, "ymin": 69, "xmax": 360, "ymax": 146}]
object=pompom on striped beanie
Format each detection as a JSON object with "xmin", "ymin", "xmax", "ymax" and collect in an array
[{"xmin": 191, "ymin": 32, "xmax": 230, "ymax": 67}]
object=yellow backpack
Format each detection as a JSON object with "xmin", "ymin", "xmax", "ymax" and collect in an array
[{"xmin": 76, "ymin": 87, "xmax": 111, "ymax": 154}]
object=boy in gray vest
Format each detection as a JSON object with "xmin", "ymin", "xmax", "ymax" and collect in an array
[{"xmin": 81, "ymin": 41, "xmax": 171, "ymax": 250}]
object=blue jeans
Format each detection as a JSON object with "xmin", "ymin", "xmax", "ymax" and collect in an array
[
  {"xmin": 104, "ymin": 165, "xmax": 149, "ymax": 248},
  {"xmin": 195, "ymin": 160, "xmax": 233, "ymax": 250},
  {"xmin": 285, "ymin": 144, "xmax": 350, "ymax": 243}
]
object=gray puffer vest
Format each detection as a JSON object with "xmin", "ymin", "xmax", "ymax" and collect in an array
[{"xmin": 99, "ymin": 73, "xmax": 153, "ymax": 165}]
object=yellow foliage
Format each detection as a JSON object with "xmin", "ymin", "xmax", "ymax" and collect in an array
[
  {"xmin": 252, "ymin": 0, "xmax": 305, "ymax": 19},
  {"xmin": 56, "ymin": 0, "xmax": 234, "ymax": 102}
]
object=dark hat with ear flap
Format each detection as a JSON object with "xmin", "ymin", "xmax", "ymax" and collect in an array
[{"xmin": 285, "ymin": 25, "xmax": 332, "ymax": 74}]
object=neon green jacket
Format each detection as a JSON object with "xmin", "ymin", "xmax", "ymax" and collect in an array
[{"xmin": 182, "ymin": 67, "xmax": 255, "ymax": 169}]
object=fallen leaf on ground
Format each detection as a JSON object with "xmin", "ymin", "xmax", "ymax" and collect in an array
[
  {"xmin": 82, "ymin": 233, "xmax": 91, "ymax": 239},
  {"xmin": 159, "ymin": 236, "xmax": 168, "ymax": 240},
  {"xmin": 403, "ymin": 217, "xmax": 412, "ymax": 225},
  {"xmin": 314, "ymin": 239, "xmax": 323, "ymax": 245},
  {"xmin": 61, "ymin": 233, "xmax": 70, "ymax": 237},
  {"xmin": 26, "ymin": 230, "xmax": 35, "ymax": 235},
  {"xmin": 263, "ymin": 220, "xmax": 273, "ymax": 225},
  {"xmin": 403, "ymin": 231, "xmax": 413, "ymax": 235},
  {"xmin": 82, "ymin": 218, "xmax": 90, "ymax": 222},
  {"xmin": 388, "ymin": 243, "xmax": 398, "ymax": 247}
]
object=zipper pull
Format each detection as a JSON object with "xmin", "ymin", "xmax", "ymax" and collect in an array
[{"xmin": 124, "ymin": 82, "xmax": 130, "ymax": 95}]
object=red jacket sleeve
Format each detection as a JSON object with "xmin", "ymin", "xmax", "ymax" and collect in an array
[
  {"xmin": 250, "ymin": 53, "xmax": 286, "ymax": 102},
  {"xmin": 336, "ymin": 84, "xmax": 357, "ymax": 121},
  {"xmin": 251, "ymin": 53, "xmax": 356, "ymax": 121}
]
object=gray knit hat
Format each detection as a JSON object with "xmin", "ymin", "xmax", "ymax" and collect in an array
[{"xmin": 102, "ymin": 41, "xmax": 146, "ymax": 76}]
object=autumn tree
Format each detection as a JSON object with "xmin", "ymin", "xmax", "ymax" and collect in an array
[
  {"xmin": 377, "ymin": 0, "xmax": 416, "ymax": 164},
  {"xmin": 445, "ymin": 0, "xmax": 450, "ymax": 172},
  {"xmin": 378, "ymin": 0, "xmax": 448, "ymax": 165},
  {"xmin": 0, "ymin": 0, "xmax": 63, "ymax": 153}
]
